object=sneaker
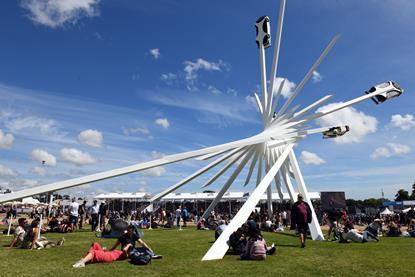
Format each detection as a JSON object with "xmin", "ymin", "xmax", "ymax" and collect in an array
[
  {"xmin": 35, "ymin": 242, "xmax": 44, "ymax": 250},
  {"xmin": 57, "ymin": 237, "xmax": 65, "ymax": 246},
  {"xmin": 268, "ymin": 245, "xmax": 276, "ymax": 255},
  {"xmin": 72, "ymin": 260, "xmax": 85, "ymax": 268}
]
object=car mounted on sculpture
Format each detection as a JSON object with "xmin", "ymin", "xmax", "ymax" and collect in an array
[
  {"xmin": 255, "ymin": 16, "xmax": 271, "ymax": 48},
  {"xmin": 365, "ymin": 80, "xmax": 403, "ymax": 104},
  {"xmin": 322, "ymin": 126, "xmax": 350, "ymax": 139}
]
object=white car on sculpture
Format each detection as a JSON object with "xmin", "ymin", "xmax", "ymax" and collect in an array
[
  {"xmin": 365, "ymin": 81, "xmax": 403, "ymax": 104},
  {"xmin": 322, "ymin": 126, "xmax": 350, "ymax": 139},
  {"xmin": 255, "ymin": 16, "xmax": 271, "ymax": 48}
]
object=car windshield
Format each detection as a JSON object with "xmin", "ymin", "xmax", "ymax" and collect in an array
[{"xmin": 378, "ymin": 82, "xmax": 390, "ymax": 88}]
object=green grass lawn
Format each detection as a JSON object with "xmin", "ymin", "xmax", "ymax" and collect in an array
[{"xmin": 0, "ymin": 227, "xmax": 413, "ymax": 277}]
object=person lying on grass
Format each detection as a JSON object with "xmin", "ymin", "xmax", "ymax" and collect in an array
[
  {"xmin": 73, "ymin": 224, "xmax": 156, "ymax": 268},
  {"xmin": 340, "ymin": 222, "xmax": 379, "ymax": 243}
]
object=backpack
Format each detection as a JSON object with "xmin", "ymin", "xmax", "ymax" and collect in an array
[
  {"xmin": 129, "ymin": 247, "xmax": 152, "ymax": 266},
  {"xmin": 249, "ymin": 238, "xmax": 267, "ymax": 260}
]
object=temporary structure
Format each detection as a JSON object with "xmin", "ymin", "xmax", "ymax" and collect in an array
[{"xmin": 380, "ymin": 207, "xmax": 394, "ymax": 215}]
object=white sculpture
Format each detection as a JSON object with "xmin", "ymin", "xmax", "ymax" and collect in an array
[{"xmin": 0, "ymin": 0, "xmax": 403, "ymax": 261}]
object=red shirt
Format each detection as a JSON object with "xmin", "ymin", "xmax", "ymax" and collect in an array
[{"xmin": 297, "ymin": 202, "xmax": 308, "ymax": 224}]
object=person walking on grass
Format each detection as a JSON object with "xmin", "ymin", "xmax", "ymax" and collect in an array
[{"xmin": 291, "ymin": 193, "xmax": 312, "ymax": 248}]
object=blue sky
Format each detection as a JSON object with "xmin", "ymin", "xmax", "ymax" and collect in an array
[{"xmin": 0, "ymin": 0, "xmax": 414, "ymax": 200}]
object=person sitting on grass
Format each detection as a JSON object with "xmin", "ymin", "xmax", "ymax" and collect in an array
[
  {"xmin": 229, "ymin": 224, "xmax": 248, "ymax": 255},
  {"xmin": 197, "ymin": 218, "xmax": 209, "ymax": 230},
  {"xmin": 386, "ymin": 221, "xmax": 402, "ymax": 237},
  {"xmin": 240, "ymin": 220, "xmax": 276, "ymax": 260},
  {"xmin": 8, "ymin": 218, "xmax": 27, "ymax": 248},
  {"xmin": 408, "ymin": 219, "xmax": 415, "ymax": 237},
  {"xmin": 215, "ymin": 219, "xmax": 228, "ymax": 240},
  {"xmin": 341, "ymin": 222, "xmax": 367, "ymax": 243},
  {"xmin": 21, "ymin": 218, "xmax": 65, "ymax": 250},
  {"xmin": 365, "ymin": 219, "xmax": 382, "ymax": 241}
]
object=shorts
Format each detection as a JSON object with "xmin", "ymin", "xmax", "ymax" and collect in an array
[
  {"xmin": 296, "ymin": 223, "xmax": 309, "ymax": 234},
  {"xmin": 70, "ymin": 215, "xmax": 78, "ymax": 224}
]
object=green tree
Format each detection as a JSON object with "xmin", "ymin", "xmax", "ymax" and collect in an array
[{"xmin": 395, "ymin": 189, "xmax": 410, "ymax": 201}]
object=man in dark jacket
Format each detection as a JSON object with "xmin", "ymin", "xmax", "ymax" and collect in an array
[{"xmin": 291, "ymin": 193, "xmax": 312, "ymax": 248}]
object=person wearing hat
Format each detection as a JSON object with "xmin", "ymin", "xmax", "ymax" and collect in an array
[
  {"xmin": 8, "ymin": 218, "xmax": 27, "ymax": 248},
  {"xmin": 291, "ymin": 193, "xmax": 312, "ymax": 248}
]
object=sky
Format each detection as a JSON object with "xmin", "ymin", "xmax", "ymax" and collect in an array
[{"xmin": 0, "ymin": 0, "xmax": 414, "ymax": 200}]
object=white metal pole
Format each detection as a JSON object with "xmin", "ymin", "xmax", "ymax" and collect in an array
[
  {"xmin": 97, "ymin": 214, "xmax": 101, "ymax": 232},
  {"xmin": 38, "ymin": 214, "xmax": 43, "ymax": 240},
  {"xmin": 48, "ymin": 194, "xmax": 54, "ymax": 217},
  {"xmin": 7, "ymin": 214, "xmax": 12, "ymax": 236}
]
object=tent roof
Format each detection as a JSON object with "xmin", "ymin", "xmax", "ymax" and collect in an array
[
  {"xmin": 380, "ymin": 207, "xmax": 393, "ymax": 215},
  {"xmin": 93, "ymin": 191, "xmax": 320, "ymax": 202}
]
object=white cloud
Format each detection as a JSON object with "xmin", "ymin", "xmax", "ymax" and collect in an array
[
  {"xmin": 0, "ymin": 165, "xmax": 17, "ymax": 177},
  {"xmin": 20, "ymin": 0, "xmax": 100, "ymax": 28},
  {"xmin": 183, "ymin": 58, "xmax": 228, "ymax": 90},
  {"xmin": 371, "ymin": 143, "xmax": 411, "ymax": 159},
  {"xmin": 315, "ymin": 102, "xmax": 378, "ymax": 144},
  {"xmin": 0, "ymin": 129, "xmax": 14, "ymax": 149},
  {"xmin": 245, "ymin": 95, "xmax": 258, "ymax": 110},
  {"xmin": 155, "ymin": 118, "xmax": 170, "ymax": 129},
  {"xmin": 271, "ymin": 77, "xmax": 296, "ymax": 98},
  {"xmin": 300, "ymin": 151, "xmax": 326, "ymax": 165},
  {"xmin": 208, "ymin": 85, "xmax": 222, "ymax": 95},
  {"xmin": 142, "ymin": 166, "xmax": 166, "ymax": 177},
  {"xmin": 60, "ymin": 148, "xmax": 96, "ymax": 166},
  {"xmin": 160, "ymin": 73, "xmax": 177, "ymax": 85},
  {"xmin": 388, "ymin": 143, "xmax": 411, "ymax": 155},
  {"xmin": 122, "ymin": 126, "xmax": 150, "ymax": 136},
  {"xmin": 311, "ymin": 71, "xmax": 322, "ymax": 83},
  {"xmin": 390, "ymin": 114, "xmax": 415, "ymax": 130},
  {"xmin": 370, "ymin": 147, "xmax": 391, "ymax": 159},
  {"xmin": 31, "ymin": 166, "xmax": 47, "ymax": 176},
  {"xmin": 6, "ymin": 115, "xmax": 60, "ymax": 136},
  {"xmin": 31, "ymin": 148, "xmax": 57, "ymax": 166},
  {"xmin": 78, "ymin": 129, "xmax": 103, "ymax": 147},
  {"xmin": 149, "ymin": 48, "xmax": 161, "ymax": 59}
]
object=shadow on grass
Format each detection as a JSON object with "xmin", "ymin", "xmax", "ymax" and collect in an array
[
  {"xmin": 272, "ymin": 232, "xmax": 298, "ymax": 238},
  {"xmin": 275, "ymin": 244, "xmax": 298, "ymax": 248}
]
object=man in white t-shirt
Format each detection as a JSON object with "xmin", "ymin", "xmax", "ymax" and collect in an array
[
  {"xmin": 90, "ymin": 200, "xmax": 100, "ymax": 231},
  {"xmin": 175, "ymin": 206, "xmax": 181, "ymax": 227},
  {"xmin": 9, "ymin": 218, "xmax": 27, "ymax": 248},
  {"xmin": 282, "ymin": 211, "xmax": 287, "ymax": 227},
  {"xmin": 69, "ymin": 198, "xmax": 79, "ymax": 231}
]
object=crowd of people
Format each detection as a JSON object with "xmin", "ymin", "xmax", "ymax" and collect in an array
[{"xmin": 2, "ymin": 195, "xmax": 415, "ymax": 268}]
